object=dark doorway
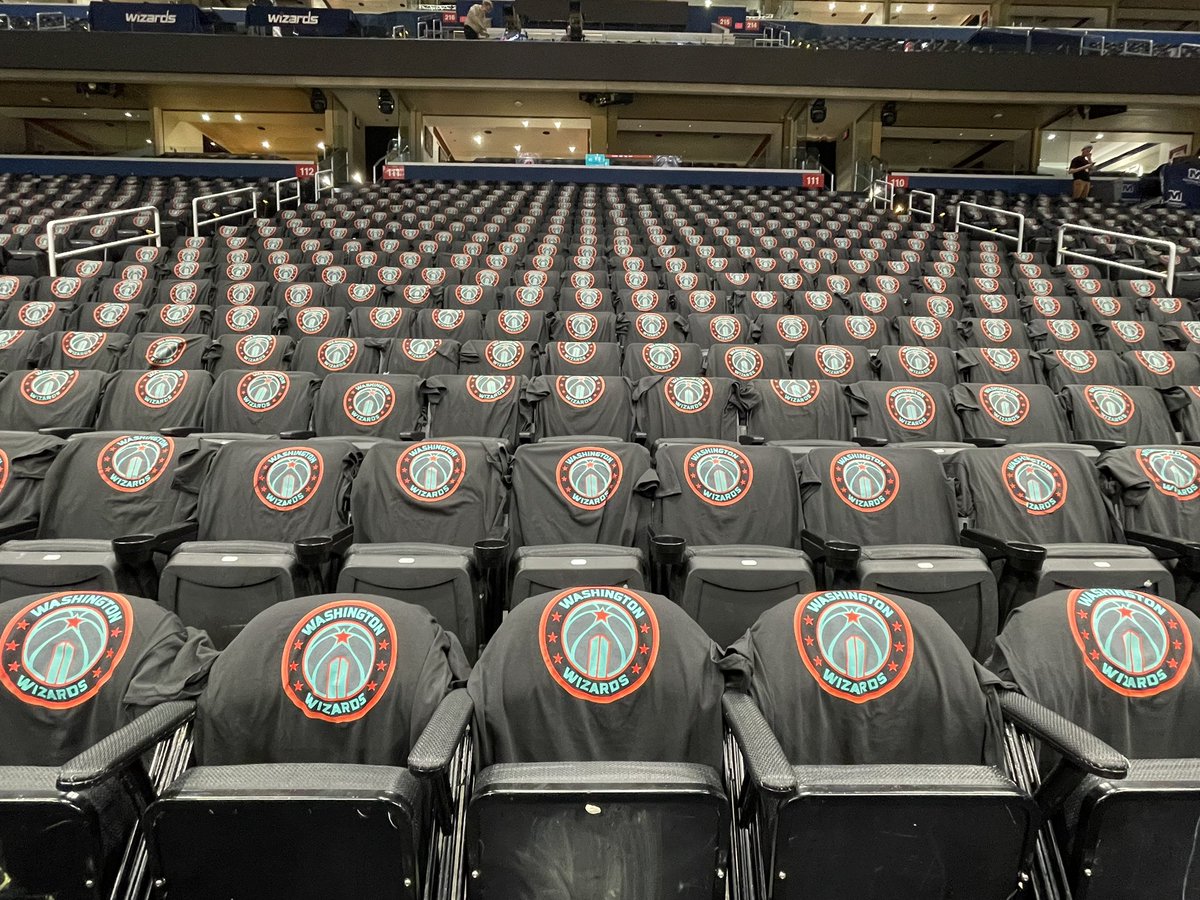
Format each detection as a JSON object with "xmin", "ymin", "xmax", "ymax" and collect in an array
[{"xmin": 366, "ymin": 126, "xmax": 401, "ymax": 173}]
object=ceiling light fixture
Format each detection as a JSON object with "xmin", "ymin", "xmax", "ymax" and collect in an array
[
  {"xmin": 261, "ymin": 140, "xmax": 270, "ymax": 149},
  {"xmin": 522, "ymin": 120, "xmax": 530, "ymax": 127},
  {"xmin": 1046, "ymin": 133, "xmax": 1056, "ymax": 140},
  {"xmin": 473, "ymin": 134, "xmax": 483, "ymax": 145},
  {"xmin": 554, "ymin": 121, "xmax": 561, "ymax": 129},
  {"xmin": 568, "ymin": 145, "xmax": 576, "ymax": 152},
  {"xmin": 1094, "ymin": 132, "xmax": 1104, "ymax": 140},
  {"xmin": 234, "ymin": 114, "xmax": 243, "ymax": 122},
  {"xmin": 124, "ymin": 111, "xmax": 133, "ymax": 118},
  {"xmin": 201, "ymin": 113, "xmax": 211, "ymax": 122}
]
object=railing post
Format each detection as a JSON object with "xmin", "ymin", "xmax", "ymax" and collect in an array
[{"xmin": 45, "ymin": 205, "xmax": 162, "ymax": 278}]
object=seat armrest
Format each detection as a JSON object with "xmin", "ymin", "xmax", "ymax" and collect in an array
[
  {"xmin": 160, "ymin": 426, "xmax": 203, "ymax": 438},
  {"xmin": 999, "ymin": 690, "xmax": 1127, "ymax": 780},
  {"xmin": 295, "ymin": 524, "xmax": 354, "ymax": 567},
  {"xmin": 633, "ymin": 430, "xmax": 648, "ymax": 445},
  {"xmin": 961, "ymin": 527, "xmax": 1046, "ymax": 571},
  {"xmin": 738, "ymin": 434, "xmax": 766, "ymax": 446},
  {"xmin": 1125, "ymin": 529, "xmax": 1200, "ymax": 567},
  {"xmin": 1072, "ymin": 439, "xmax": 1126, "ymax": 452},
  {"xmin": 113, "ymin": 521, "xmax": 198, "ymax": 566},
  {"xmin": 800, "ymin": 529, "xmax": 860, "ymax": 571},
  {"xmin": 409, "ymin": 688, "xmax": 474, "ymax": 776},
  {"xmin": 38, "ymin": 426, "xmax": 94, "ymax": 439},
  {"xmin": 278, "ymin": 429, "xmax": 316, "ymax": 440},
  {"xmin": 723, "ymin": 692, "xmax": 796, "ymax": 798},
  {"xmin": 58, "ymin": 700, "xmax": 196, "ymax": 791},
  {"xmin": 852, "ymin": 435, "xmax": 888, "ymax": 447},
  {"xmin": 965, "ymin": 437, "xmax": 1007, "ymax": 448},
  {"xmin": 0, "ymin": 516, "xmax": 39, "ymax": 542}
]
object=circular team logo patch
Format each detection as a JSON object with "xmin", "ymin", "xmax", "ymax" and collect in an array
[
  {"xmin": 910, "ymin": 317, "xmax": 942, "ymax": 340},
  {"xmin": 20, "ymin": 370, "xmax": 78, "ymax": 405},
  {"xmin": 1112, "ymin": 321, "xmax": 1146, "ymax": 344},
  {"xmin": 897, "ymin": 346, "xmax": 937, "ymax": 378},
  {"xmin": 97, "ymin": 435, "xmax": 173, "ymax": 492},
  {"xmin": 794, "ymin": 590, "xmax": 914, "ymax": 704},
  {"xmin": 1069, "ymin": 588, "xmax": 1190, "ymax": 697},
  {"xmin": 557, "ymin": 342, "xmax": 595, "ymax": 365},
  {"xmin": 816, "ymin": 346, "xmax": 855, "ymax": 379},
  {"xmin": 725, "ymin": 346, "xmax": 763, "ymax": 380},
  {"xmin": 556, "ymin": 375, "xmax": 605, "ymax": 409},
  {"xmin": 776, "ymin": 316, "xmax": 809, "ymax": 343},
  {"xmin": 226, "ymin": 307, "xmax": 260, "ymax": 333},
  {"xmin": 684, "ymin": 444, "xmax": 753, "ymax": 506},
  {"xmin": 297, "ymin": 309, "xmax": 330, "ymax": 335},
  {"xmin": 0, "ymin": 591, "xmax": 134, "ymax": 709},
  {"xmin": 136, "ymin": 370, "xmax": 188, "ymax": 409},
  {"xmin": 396, "ymin": 441, "xmax": 466, "ymax": 503},
  {"xmin": 830, "ymin": 450, "xmax": 900, "ymax": 513},
  {"xmin": 343, "ymin": 380, "xmax": 396, "ymax": 426},
  {"xmin": 282, "ymin": 598, "xmax": 398, "ymax": 722},
  {"xmin": 1048, "ymin": 319, "xmax": 1081, "ymax": 342},
  {"xmin": 979, "ymin": 384, "xmax": 1029, "ymax": 425},
  {"xmin": 1133, "ymin": 351, "xmax": 1174, "ymax": 376},
  {"xmin": 146, "ymin": 337, "xmax": 187, "ymax": 367},
  {"xmin": 93, "ymin": 303, "xmax": 129, "ymax": 329},
  {"xmin": 485, "ymin": 341, "xmax": 524, "ymax": 371},
  {"xmin": 160, "ymin": 305, "xmax": 196, "ymax": 329},
  {"xmin": 1003, "ymin": 453, "xmax": 1067, "ymax": 515},
  {"xmin": 771, "ymin": 379, "xmax": 819, "ymax": 407},
  {"xmin": 1083, "ymin": 385, "xmax": 1134, "ymax": 426},
  {"xmin": 253, "ymin": 447, "xmax": 323, "ymax": 510},
  {"xmin": 642, "ymin": 344, "xmax": 681, "ymax": 374},
  {"xmin": 981, "ymin": 348, "xmax": 1021, "ymax": 374},
  {"xmin": 237, "ymin": 335, "xmax": 277, "ymax": 365},
  {"xmin": 239, "ymin": 371, "xmax": 291, "ymax": 412},
  {"xmin": 886, "ymin": 386, "xmax": 936, "ymax": 430},
  {"xmin": 1136, "ymin": 448, "xmax": 1200, "ymax": 501},
  {"xmin": 497, "ymin": 310, "xmax": 530, "ymax": 335},
  {"xmin": 1091, "ymin": 297, "xmax": 1122, "ymax": 318},
  {"xmin": 539, "ymin": 587, "xmax": 658, "ymax": 704},
  {"xmin": 665, "ymin": 377, "xmax": 712, "ymax": 413},
  {"xmin": 466, "ymin": 375, "xmax": 515, "ymax": 403},
  {"xmin": 1056, "ymin": 350, "xmax": 1096, "ymax": 374},
  {"xmin": 61, "ymin": 332, "xmax": 104, "ymax": 361},
  {"xmin": 317, "ymin": 339, "xmax": 358, "ymax": 372},
  {"xmin": 979, "ymin": 319, "xmax": 1013, "ymax": 343},
  {"xmin": 635, "ymin": 314, "xmax": 668, "ymax": 340},
  {"xmin": 709, "ymin": 316, "xmax": 742, "ymax": 344},
  {"xmin": 556, "ymin": 446, "xmax": 623, "ymax": 510},
  {"xmin": 18, "ymin": 302, "xmax": 54, "ymax": 327},
  {"xmin": 401, "ymin": 339, "xmax": 440, "ymax": 361}
]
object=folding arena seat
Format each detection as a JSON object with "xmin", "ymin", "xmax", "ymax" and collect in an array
[
  {"xmin": 0, "ymin": 431, "xmax": 61, "ymax": 525},
  {"xmin": 310, "ymin": 373, "xmax": 423, "ymax": 441},
  {"xmin": 458, "ymin": 339, "xmax": 538, "ymax": 378},
  {"xmin": 754, "ymin": 313, "xmax": 822, "ymax": 348},
  {"xmin": 617, "ymin": 341, "xmax": 699, "ymax": 381},
  {"xmin": 526, "ymin": 374, "xmax": 634, "ymax": 440},
  {"xmin": 1042, "ymin": 348, "xmax": 1131, "ymax": 390},
  {"xmin": 215, "ymin": 280, "xmax": 270, "ymax": 308},
  {"xmin": 337, "ymin": 438, "xmax": 509, "ymax": 656},
  {"xmin": 501, "ymin": 284, "xmax": 555, "ymax": 313},
  {"xmin": 201, "ymin": 369, "xmax": 317, "ymax": 436},
  {"xmin": 991, "ymin": 587, "xmax": 1200, "ymax": 899},
  {"xmin": 967, "ymin": 292, "xmax": 1022, "ymax": 319},
  {"xmin": 154, "ymin": 279, "xmax": 214, "ymax": 308},
  {"xmin": 623, "ymin": 311, "xmax": 689, "ymax": 345},
  {"xmin": 0, "ymin": 433, "xmax": 200, "ymax": 600},
  {"xmin": 420, "ymin": 586, "xmax": 729, "ymax": 899},
  {"xmin": 874, "ymin": 344, "xmax": 958, "ymax": 386},
  {"xmin": 483, "ymin": 308, "xmax": 548, "ymax": 344},
  {"xmin": 551, "ymin": 310, "xmax": 620, "ymax": 344},
  {"xmin": 268, "ymin": 281, "xmax": 330, "ymax": 311},
  {"xmin": 144, "ymin": 593, "xmax": 464, "ymax": 899},
  {"xmin": 892, "ymin": 314, "xmax": 959, "ymax": 348},
  {"xmin": 1061, "ymin": 383, "xmax": 1182, "ymax": 446},
  {"xmin": 953, "ymin": 382, "xmax": 1071, "ymax": 443},
  {"xmin": 0, "ymin": 368, "xmax": 105, "ymax": 430},
  {"xmin": 507, "ymin": 441, "xmax": 653, "ymax": 602},
  {"xmin": 537, "ymin": 340, "xmax": 618, "ymax": 376},
  {"xmin": 211, "ymin": 303, "xmax": 276, "ymax": 338},
  {"xmin": 847, "ymin": 291, "xmax": 904, "ymax": 320},
  {"xmin": 1, "ymin": 299, "xmax": 73, "ymax": 332},
  {"xmin": 289, "ymin": 337, "xmax": 381, "ymax": 376},
  {"xmin": 653, "ymin": 440, "xmax": 812, "ymax": 645},
  {"xmin": 632, "ymin": 375, "xmax": 742, "ymax": 447},
  {"xmin": 557, "ymin": 285, "xmax": 614, "ymax": 314},
  {"xmin": 142, "ymin": 303, "xmax": 211, "ymax": 335},
  {"xmin": 1122, "ymin": 349, "xmax": 1200, "ymax": 388},
  {"xmin": 792, "ymin": 289, "xmax": 845, "ymax": 318},
  {"xmin": 846, "ymin": 380, "xmax": 963, "ymax": 444},
  {"xmin": 36, "ymin": 331, "xmax": 129, "ymax": 372},
  {"xmin": 279, "ymin": 306, "xmax": 347, "ymax": 342},
  {"xmin": 1142, "ymin": 295, "xmax": 1193, "ymax": 325},
  {"xmin": 791, "ymin": 344, "xmax": 873, "ymax": 382},
  {"xmin": 123, "ymin": 333, "xmax": 210, "ymax": 371},
  {"xmin": 412, "ymin": 307, "xmax": 485, "ymax": 344},
  {"xmin": 95, "ymin": 276, "xmax": 155, "ymax": 307},
  {"xmin": 424, "ymin": 373, "xmax": 528, "ymax": 443},
  {"xmin": 1096, "ymin": 319, "xmax": 1165, "ymax": 353},
  {"xmin": 159, "ymin": 438, "xmax": 360, "ymax": 647},
  {"xmin": 799, "ymin": 446, "xmax": 997, "ymax": 657},
  {"xmin": 675, "ymin": 288, "xmax": 730, "ymax": 315},
  {"xmin": 0, "ymin": 273, "xmax": 33, "ymax": 304},
  {"xmin": 957, "ymin": 346, "xmax": 1045, "ymax": 384},
  {"xmin": 725, "ymin": 588, "xmax": 1118, "ymax": 900},
  {"xmin": 958, "ymin": 317, "xmax": 1034, "ymax": 349},
  {"xmin": 93, "ymin": 369, "xmax": 211, "ymax": 432},
  {"xmin": 1077, "ymin": 294, "xmax": 1136, "ymax": 322},
  {"xmin": 953, "ymin": 446, "xmax": 1172, "ymax": 614},
  {"xmin": 0, "ymin": 588, "xmax": 214, "ymax": 899},
  {"xmin": 0, "ymin": 327, "xmax": 38, "ymax": 371},
  {"xmin": 619, "ymin": 287, "xmax": 669, "ymax": 313},
  {"xmin": 31, "ymin": 274, "xmax": 99, "ymax": 305}
]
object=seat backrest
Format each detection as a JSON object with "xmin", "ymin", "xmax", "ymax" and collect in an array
[
  {"xmin": 1099, "ymin": 444, "xmax": 1200, "ymax": 548},
  {"xmin": 1062, "ymin": 384, "xmax": 1178, "ymax": 445},
  {"xmin": 951, "ymin": 382, "xmax": 1071, "ymax": 442},
  {"xmin": 846, "ymin": 381, "xmax": 963, "ymax": 443},
  {"xmin": 0, "ymin": 431, "xmax": 61, "ymax": 523},
  {"xmin": 632, "ymin": 376, "xmax": 741, "ymax": 446},
  {"xmin": 801, "ymin": 446, "xmax": 960, "ymax": 546},
  {"xmin": 0, "ymin": 369, "xmax": 105, "ymax": 431},
  {"xmin": 95, "ymin": 369, "xmax": 212, "ymax": 432},
  {"xmin": 202, "ymin": 369, "xmax": 318, "ymax": 435}
]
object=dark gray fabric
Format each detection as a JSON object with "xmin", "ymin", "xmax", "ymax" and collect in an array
[
  {"xmin": 202, "ymin": 369, "xmax": 318, "ymax": 435},
  {"xmin": 743, "ymin": 379, "xmax": 852, "ymax": 442}
]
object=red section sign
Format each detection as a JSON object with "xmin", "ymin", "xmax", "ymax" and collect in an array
[
  {"xmin": 801, "ymin": 172, "xmax": 826, "ymax": 190},
  {"xmin": 887, "ymin": 175, "xmax": 910, "ymax": 189},
  {"xmin": 442, "ymin": 11, "xmax": 458, "ymax": 22},
  {"xmin": 382, "ymin": 165, "xmax": 406, "ymax": 181},
  {"xmin": 294, "ymin": 163, "xmax": 317, "ymax": 179},
  {"xmin": 716, "ymin": 15, "xmax": 732, "ymax": 27}
]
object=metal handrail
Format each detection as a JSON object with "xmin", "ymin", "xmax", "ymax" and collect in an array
[
  {"xmin": 274, "ymin": 177, "xmax": 302, "ymax": 210},
  {"xmin": 192, "ymin": 186, "xmax": 260, "ymax": 234},
  {"xmin": 1055, "ymin": 223, "xmax": 1177, "ymax": 293},
  {"xmin": 871, "ymin": 178, "xmax": 895, "ymax": 212},
  {"xmin": 910, "ymin": 189, "xmax": 936, "ymax": 223},
  {"xmin": 46, "ymin": 205, "xmax": 161, "ymax": 277},
  {"xmin": 954, "ymin": 200, "xmax": 1025, "ymax": 250}
]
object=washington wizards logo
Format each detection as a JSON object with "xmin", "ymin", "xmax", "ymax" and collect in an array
[
  {"xmin": 630, "ymin": 290, "xmax": 659, "ymax": 311},
  {"xmin": 97, "ymin": 434, "xmax": 173, "ymax": 492},
  {"xmin": 0, "ymin": 330, "xmax": 22, "ymax": 350},
  {"xmin": 859, "ymin": 294, "xmax": 888, "ymax": 315},
  {"xmin": 111, "ymin": 280, "xmax": 144, "ymax": 302},
  {"xmin": 92, "ymin": 304, "xmax": 128, "ymax": 333},
  {"xmin": 556, "ymin": 446, "xmax": 622, "ymax": 510},
  {"xmin": 977, "ymin": 294, "xmax": 1009, "ymax": 315},
  {"xmin": 979, "ymin": 385, "xmax": 1029, "ymax": 425},
  {"xmin": 710, "ymin": 316, "xmax": 742, "ymax": 343},
  {"xmin": 1003, "ymin": 453, "xmax": 1067, "ymax": 515},
  {"xmin": 1130, "ymin": 280, "xmax": 1157, "ymax": 298},
  {"xmin": 135, "ymin": 370, "xmax": 188, "ymax": 409},
  {"xmin": 558, "ymin": 342, "xmax": 595, "ymax": 365},
  {"xmin": 17, "ymin": 302, "xmax": 53, "ymax": 327},
  {"xmin": 0, "ymin": 448, "xmax": 8, "ymax": 497},
  {"xmin": 515, "ymin": 287, "xmax": 544, "ymax": 307},
  {"xmin": 226, "ymin": 307, "xmax": 260, "ymax": 332},
  {"xmin": 282, "ymin": 598, "xmax": 398, "ymax": 722},
  {"xmin": 283, "ymin": 285, "xmax": 314, "ymax": 308},
  {"xmin": 1069, "ymin": 588, "xmax": 1190, "ymax": 697},
  {"xmin": 540, "ymin": 587, "xmax": 658, "ymax": 704},
  {"xmin": 636, "ymin": 314, "xmax": 668, "ymax": 340},
  {"xmin": 61, "ymin": 332, "xmax": 104, "ymax": 360},
  {"xmin": 1136, "ymin": 448, "xmax": 1200, "ymax": 501},
  {"xmin": 237, "ymin": 335, "xmax": 276, "ymax": 365},
  {"xmin": 369, "ymin": 308, "xmax": 402, "ymax": 330},
  {"xmin": 640, "ymin": 343, "xmax": 679, "ymax": 374},
  {"xmin": 227, "ymin": 284, "xmax": 258, "ymax": 306},
  {"xmin": 1112, "ymin": 321, "xmax": 1146, "ymax": 344},
  {"xmin": 816, "ymin": 346, "xmax": 854, "ymax": 378},
  {"xmin": 160, "ymin": 305, "xmax": 195, "ymax": 329},
  {"xmin": 684, "ymin": 444, "xmax": 753, "ymax": 506},
  {"xmin": 795, "ymin": 590, "xmax": 914, "ymax": 704},
  {"xmin": 0, "ymin": 591, "xmax": 133, "ymax": 709},
  {"xmin": 343, "ymin": 381, "xmax": 396, "ymax": 426},
  {"xmin": 564, "ymin": 314, "xmax": 598, "ymax": 341},
  {"xmin": 495, "ymin": 311, "xmax": 529, "ymax": 336},
  {"xmin": 1049, "ymin": 319, "xmax": 1081, "ymax": 342},
  {"xmin": 886, "ymin": 387, "xmax": 935, "ymax": 430},
  {"xmin": 144, "ymin": 337, "xmax": 186, "ymax": 367},
  {"xmin": 21, "ymin": 370, "xmax": 78, "ymax": 404},
  {"xmin": 50, "ymin": 277, "xmax": 81, "ymax": 300},
  {"xmin": 317, "ymin": 339, "xmax": 358, "ymax": 372},
  {"xmin": 1056, "ymin": 350, "xmax": 1096, "ymax": 373},
  {"xmin": 298, "ymin": 309, "xmax": 330, "ymax": 335},
  {"xmin": 773, "ymin": 316, "xmax": 807, "ymax": 343},
  {"xmin": 665, "ymin": 377, "xmax": 711, "ymax": 413},
  {"xmin": 687, "ymin": 291, "xmax": 716, "ymax": 313},
  {"xmin": 750, "ymin": 292, "xmax": 780, "ymax": 312},
  {"xmin": 466, "ymin": 375, "xmax": 515, "ymax": 403},
  {"xmin": 348, "ymin": 284, "xmax": 378, "ymax": 305},
  {"xmin": 169, "ymin": 283, "xmax": 198, "ymax": 305},
  {"xmin": 254, "ymin": 447, "xmax": 323, "ymax": 510},
  {"xmin": 485, "ymin": 341, "xmax": 524, "ymax": 371},
  {"xmin": 831, "ymin": 450, "xmax": 899, "ymax": 513},
  {"xmin": 556, "ymin": 376, "xmax": 605, "ymax": 409},
  {"xmin": 722, "ymin": 346, "xmax": 761, "ymax": 380},
  {"xmin": 1091, "ymin": 297, "xmax": 1122, "ymax": 318},
  {"xmin": 898, "ymin": 347, "xmax": 937, "ymax": 378},
  {"xmin": 1084, "ymin": 385, "xmax": 1134, "ymax": 426},
  {"xmin": 910, "ymin": 317, "xmax": 942, "ymax": 340},
  {"xmin": 396, "ymin": 441, "xmax": 466, "ymax": 503},
  {"xmin": 1151, "ymin": 297, "xmax": 1183, "ymax": 316},
  {"xmin": 1034, "ymin": 297, "xmax": 1063, "ymax": 316},
  {"xmin": 772, "ymin": 379, "xmax": 819, "ymax": 407},
  {"xmin": 239, "ymin": 371, "xmax": 290, "ymax": 412},
  {"xmin": 979, "ymin": 319, "xmax": 1013, "ymax": 343},
  {"xmin": 1133, "ymin": 351, "xmax": 1174, "ymax": 376}
]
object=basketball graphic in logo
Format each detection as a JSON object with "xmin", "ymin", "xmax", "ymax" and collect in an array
[
  {"xmin": 556, "ymin": 375, "xmax": 605, "ymax": 409},
  {"xmin": 368, "ymin": 308, "xmax": 402, "ymax": 331},
  {"xmin": 297, "ymin": 308, "xmax": 330, "ymax": 335},
  {"xmin": 17, "ymin": 302, "xmax": 53, "ymax": 328},
  {"xmin": 342, "ymin": 380, "xmax": 396, "ymax": 426},
  {"xmin": 1048, "ymin": 319, "xmax": 1082, "ymax": 342},
  {"xmin": 1130, "ymin": 280, "xmax": 1157, "ymax": 298},
  {"xmin": 925, "ymin": 296, "xmax": 956, "ymax": 319},
  {"xmin": 688, "ymin": 291, "xmax": 716, "ymax": 313},
  {"xmin": 1091, "ymin": 297, "xmax": 1121, "ymax": 318},
  {"xmin": 0, "ymin": 591, "xmax": 133, "ymax": 709},
  {"xmin": 1136, "ymin": 448, "xmax": 1200, "ymax": 501},
  {"xmin": 496, "ymin": 310, "xmax": 530, "ymax": 335},
  {"xmin": 1028, "ymin": 279, "xmax": 1053, "ymax": 296},
  {"xmin": 794, "ymin": 589, "xmax": 914, "ymax": 704},
  {"xmin": 174, "ymin": 262, "xmax": 203, "ymax": 280},
  {"xmin": 111, "ymin": 280, "xmax": 144, "ymax": 302},
  {"xmin": 396, "ymin": 441, "xmax": 466, "ymax": 503},
  {"xmin": 283, "ymin": 285, "xmax": 313, "ymax": 308},
  {"xmin": 630, "ymin": 290, "xmax": 660, "ymax": 312},
  {"xmin": 684, "ymin": 444, "xmax": 753, "ymax": 506},
  {"xmin": 135, "ymin": 370, "xmax": 188, "ymax": 409},
  {"xmin": 773, "ymin": 316, "xmax": 808, "ymax": 343},
  {"xmin": 348, "ymin": 284, "xmax": 378, "ymax": 305},
  {"xmin": 556, "ymin": 446, "xmax": 623, "ymax": 510},
  {"xmin": 979, "ymin": 319, "xmax": 1013, "ymax": 343},
  {"xmin": 321, "ymin": 266, "xmax": 348, "ymax": 285},
  {"xmin": 558, "ymin": 342, "xmax": 595, "ymax": 365},
  {"xmin": 977, "ymin": 294, "xmax": 1009, "ymax": 315},
  {"xmin": 539, "ymin": 587, "xmax": 658, "ymax": 704},
  {"xmin": 227, "ymin": 283, "xmax": 258, "ymax": 306},
  {"xmin": 859, "ymin": 293, "xmax": 888, "ymax": 314},
  {"xmin": 635, "ymin": 314, "xmax": 668, "ymax": 340},
  {"xmin": 253, "ymin": 446, "xmax": 323, "ymax": 510},
  {"xmin": 485, "ymin": 340, "xmax": 524, "ymax": 371},
  {"xmin": 50, "ymin": 277, "xmax": 81, "ymax": 300},
  {"xmin": 160, "ymin": 305, "xmax": 195, "ymax": 329},
  {"xmin": 897, "ymin": 346, "xmax": 937, "ymax": 378},
  {"xmin": 1151, "ymin": 297, "xmax": 1183, "ymax": 315},
  {"xmin": 400, "ymin": 339, "xmax": 440, "ymax": 361},
  {"xmin": 564, "ymin": 313, "xmax": 598, "ymax": 340},
  {"xmin": 236, "ymin": 335, "xmax": 276, "ymax": 366},
  {"xmin": 238, "ymin": 371, "xmax": 290, "ymax": 412},
  {"xmin": 801, "ymin": 291, "xmax": 833, "ymax": 312},
  {"xmin": 709, "ymin": 316, "xmax": 742, "ymax": 344},
  {"xmin": 979, "ymin": 384, "xmax": 1030, "ymax": 425},
  {"xmin": 1069, "ymin": 588, "xmax": 1190, "ymax": 697},
  {"xmin": 515, "ymin": 287, "xmax": 544, "ymax": 307},
  {"xmin": 61, "ymin": 332, "xmax": 104, "ymax": 360},
  {"xmin": 725, "ymin": 346, "xmax": 763, "ymax": 380},
  {"xmin": 466, "ymin": 375, "xmax": 515, "ymax": 403},
  {"xmin": 979, "ymin": 348, "xmax": 1019, "ymax": 373},
  {"xmin": 1084, "ymin": 385, "xmax": 1135, "ymax": 426},
  {"xmin": 317, "ymin": 339, "xmax": 358, "ymax": 372},
  {"xmin": 1003, "ymin": 453, "xmax": 1067, "ymax": 515},
  {"xmin": 97, "ymin": 434, "xmax": 173, "ymax": 492},
  {"xmin": 830, "ymin": 449, "xmax": 900, "ymax": 513},
  {"xmin": 771, "ymin": 379, "xmax": 819, "ymax": 407},
  {"xmin": 1133, "ymin": 351, "xmax": 1174, "ymax": 376},
  {"xmin": 1112, "ymin": 321, "xmax": 1146, "ymax": 344},
  {"xmin": 664, "ymin": 377, "xmax": 712, "ymax": 413},
  {"xmin": 281, "ymin": 598, "xmax": 398, "ymax": 723},
  {"xmin": 816, "ymin": 345, "xmax": 854, "ymax": 378},
  {"xmin": 642, "ymin": 343, "xmax": 681, "ymax": 374},
  {"xmin": 168, "ymin": 282, "xmax": 198, "ymax": 305},
  {"xmin": 19, "ymin": 370, "xmax": 79, "ymax": 405},
  {"xmin": 273, "ymin": 264, "xmax": 299, "ymax": 283},
  {"xmin": 749, "ymin": 292, "xmax": 780, "ymax": 312},
  {"xmin": 885, "ymin": 386, "xmax": 936, "ymax": 430},
  {"xmin": 226, "ymin": 307, "xmax": 260, "ymax": 332},
  {"xmin": 574, "ymin": 288, "xmax": 603, "ymax": 310},
  {"xmin": 1075, "ymin": 278, "xmax": 1102, "ymax": 296},
  {"xmin": 910, "ymin": 317, "xmax": 942, "ymax": 341},
  {"xmin": 433, "ymin": 309, "xmax": 465, "ymax": 331},
  {"xmin": 922, "ymin": 276, "xmax": 947, "ymax": 294},
  {"xmin": 1055, "ymin": 350, "xmax": 1097, "ymax": 373}
]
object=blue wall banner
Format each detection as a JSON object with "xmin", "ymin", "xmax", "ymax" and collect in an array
[
  {"xmin": 1161, "ymin": 159, "xmax": 1200, "ymax": 209},
  {"xmin": 245, "ymin": 5, "xmax": 356, "ymax": 35},
  {"xmin": 89, "ymin": 2, "xmax": 205, "ymax": 32}
]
